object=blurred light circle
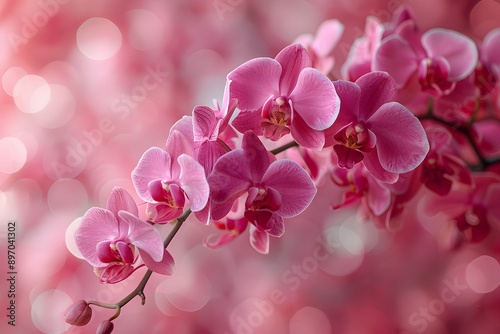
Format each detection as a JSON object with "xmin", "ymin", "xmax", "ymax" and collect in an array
[
  {"xmin": 126, "ymin": 9, "xmax": 164, "ymax": 50},
  {"xmin": 2, "ymin": 67, "xmax": 27, "ymax": 96},
  {"xmin": 0, "ymin": 137, "xmax": 27, "ymax": 174},
  {"xmin": 466, "ymin": 255, "xmax": 500, "ymax": 294},
  {"xmin": 48, "ymin": 179, "xmax": 88, "ymax": 215},
  {"xmin": 66, "ymin": 217, "xmax": 84, "ymax": 259},
  {"xmin": 289, "ymin": 307, "xmax": 331, "ymax": 334},
  {"xmin": 339, "ymin": 222, "xmax": 364, "ymax": 255},
  {"xmin": 77, "ymin": 17, "xmax": 122, "ymax": 60},
  {"xmin": 32, "ymin": 84, "xmax": 76, "ymax": 129},
  {"xmin": 318, "ymin": 226, "xmax": 364, "ymax": 277},
  {"xmin": 31, "ymin": 289, "xmax": 72, "ymax": 334},
  {"xmin": 13, "ymin": 74, "xmax": 51, "ymax": 114}
]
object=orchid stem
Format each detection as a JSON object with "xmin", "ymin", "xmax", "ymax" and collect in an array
[{"xmin": 271, "ymin": 140, "xmax": 298, "ymax": 155}]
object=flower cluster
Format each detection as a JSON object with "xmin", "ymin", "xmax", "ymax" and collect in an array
[{"xmin": 67, "ymin": 6, "xmax": 500, "ymax": 333}]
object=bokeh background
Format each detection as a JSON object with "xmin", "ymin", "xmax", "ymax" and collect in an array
[{"xmin": 1, "ymin": 0, "xmax": 500, "ymax": 333}]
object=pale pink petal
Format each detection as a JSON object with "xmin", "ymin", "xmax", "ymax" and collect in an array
[
  {"xmin": 119, "ymin": 211, "xmax": 164, "ymax": 262},
  {"xmin": 311, "ymin": 19, "xmax": 344, "ymax": 57},
  {"xmin": 218, "ymin": 79, "xmax": 238, "ymax": 130},
  {"xmin": 203, "ymin": 232, "xmax": 240, "ymax": 249},
  {"xmin": 178, "ymin": 154, "xmax": 209, "ymax": 212},
  {"xmin": 170, "ymin": 115, "xmax": 194, "ymax": 144},
  {"xmin": 75, "ymin": 208, "xmax": 118, "ymax": 267},
  {"xmin": 366, "ymin": 177, "xmax": 391, "ymax": 215},
  {"xmin": 249, "ymin": 225, "xmax": 270, "ymax": 254},
  {"xmin": 356, "ymin": 72, "xmax": 398, "ymax": 121},
  {"xmin": 227, "ymin": 58, "xmax": 281, "ymax": 111},
  {"xmin": 165, "ymin": 130, "xmax": 193, "ymax": 177},
  {"xmin": 131, "ymin": 147, "xmax": 171, "ymax": 202},
  {"xmin": 139, "ymin": 249, "xmax": 174, "ymax": 275},
  {"xmin": 289, "ymin": 68, "xmax": 340, "ymax": 130},
  {"xmin": 275, "ymin": 43, "xmax": 312, "ymax": 96},
  {"xmin": 106, "ymin": 187, "xmax": 138, "ymax": 218},
  {"xmin": 367, "ymin": 102, "xmax": 429, "ymax": 173},
  {"xmin": 289, "ymin": 113, "xmax": 325, "ymax": 149},
  {"xmin": 146, "ymin": 202, "xmax": 183, "ymax": 223},
  {"xmin": 422, "ymin": 28, "xmax": 478, "ymax": 81},
  {"xmin": 262, "ymin": 160, "xmax": 317, "ymax": 217},
  {"xmin": 362, "ymin": 150, "xmax": 399, "ymax": 184},
  {"xmin": 482, "ymin": 28, "xmax": 500, "ymax": 69},
  {"xmin": 373, "ymin": 35, "xmax": 419, "ymax": 88},
  {"xmin": 193, "ymin": 106, "xmax": 218, "ymax": 142}
]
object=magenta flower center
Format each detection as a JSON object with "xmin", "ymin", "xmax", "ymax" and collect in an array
[
  {"xmin": 264, "ymin": 97, "xmax": 292, "ymax": 127},
  {"xmin": 335, "ymin": 122, "xmax": 375, "ymax": 151},
  {"xmin": 418, "ymin": 58, "xmax": 455, "ymax": 96},
  {"xmin": 148, "ymin": 180, "xmax": 185, "ymax": 208},
  {"xmin": 96, "ymin": 240, "xmax": 135, "ymax": 265}
]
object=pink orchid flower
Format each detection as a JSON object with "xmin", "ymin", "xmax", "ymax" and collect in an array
[
  {"xmin": 228, "ymin": 43, "xmax": 340, "ymax": 149},
  {"xmin": 75, "ymin": 187, "xmax": 174, "ymax": 284},
  {"xmin": 294, "ymin": 19, "xmax": 344, "ymax": 75},
  {"xmin": 475, "ymin": 28, "xmax": 500, "ymax": 96},
  {"xmin": 207, "ymin": 131, "xmax": 317, "ymax": 237},
  {"xmin": 131, "ymin": 130, "xmax": 209, "ymax": 223},
  {"xmin": 374, "ymin": 23, "xmax": 478, "ymax": 96},
  {"xmin": 325, "ymin": 71, "xmax": 429, "ymax": 184}
]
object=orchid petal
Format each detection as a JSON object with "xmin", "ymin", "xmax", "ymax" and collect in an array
[
  {"xmin": 193, "ymin": 106, "xmax": 218, "ymax": 142},
  {"xmin": 131, "ymin": 147, "xmax": 171, "ymax": 202},
  {"xmin": 367, "ymin": 102, "xmax": 429, "ymax": 173},
  {"xmin": 227, "ymin": 58, "xmax": 281, "ymax": 111},
  {"xmin": 249, "ymin": 225, "xmax": 270, "ymax": 254},
  {"xmin": 289, "ymin": 67, "xmax": 340, "ymax": 130},
  {"xmin": 139, "ymin": 249, "xmax": 175, "ymax": 275},
  {"xmin": 311, "ymin": 19, "xmax": 344, "ymax": 57},
  {"xmin": 263, "ymin": 160, "xmax": 317, "ymax": 218},
  {"xmin": 231, "ymin": 109, "xmax": 265, "ymax": 136},
  {"xmin": 106, "ymin": 187, "xmax": 138, "ymax": 218},
  {"xmin": 373, "ymin": 35, "xmax": 419, "ymax": 88},
  {"xmin": 289, "ymin": 113, "xmax": 325, "ymax": 149},
  {"xmin": 422, "ymin": 28, "xmax": 478, "ymax": 81},
  {"xmin": 178, "ymin": 154, "xmax": 209, "ymax": 212},
  {"xmin": 356, "ymin": 72, "xmax": 398, "ymax": 121},
  {"xmin": 119, "ymin": 211, "xmax": 164, "ymax": 262},
  {"xmin": 75, "ymin": 208, "xmax": 119, "ymax": 267},
  {"xmin": 275, "ymin": 43, "xmax": 312, "ymax": 96},
  {"xmin": 363, "ymin": 149, "xmax": 399, "ymax": 184}
]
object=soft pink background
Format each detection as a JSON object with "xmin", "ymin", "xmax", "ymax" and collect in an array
[{"xmin": 1, "ymin": 0, "xmax": 500, "ymax": 333}]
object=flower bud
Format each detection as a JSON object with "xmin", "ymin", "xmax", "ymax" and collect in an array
[
  {"xmin": 96, "ymin": 320, "xmax": 114, "ymax": 334},
  {"xmin": 64, "ymin": 300, "xmax": 92, "ymax": 326}
]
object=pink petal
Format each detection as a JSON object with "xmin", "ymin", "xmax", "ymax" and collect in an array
[
  {"xmin": 262, "ymin": 159, "xmax": 317, "ymax": 218},
  {"xmin": 264, "ymin": 213, "xmax": 285, "ymax": 237},
  {"xmin": 106, "ymin": 187, "xmax": 138, "ymax": 218},
  {"xmin": 333, "ymin": 145, "xmax": 365, "ymax": 169},
  {"xmin": 195, "ymin": 140, "xmax": 229, "ymax": 175},
  {"xmin": 373, "ymin": 35, "xmax": 419, "ymax": 88},
  {"xmin": 362, "ymin": 150, "xmax": 399, "ymax": 184},
  {"xmin": 193, "ymin": 106, "xmax": 218, "ymax": 142},
  {"xmin": 367, "ymin": 102, "xmax": 429, "ymax": 173},
  {"xmin": 289, "ymin": 68, "xmax": 340, "ymax": 130},
  {"xmin": 131, "ymin": 147, "xmax": 171, "ymax": 202},
  {"xmin": 203, "ymin": 232, "xmax": 240, "ymax": 249},
  {"xmin": 275, "ymin": 43, "xmax": 312, "ymax": 96},
  {"xmin": 178, "ymin": 154, "xmax": 209, "ymax": 212},
  {"xmin": 356, "ymin": 72, "xmax": 398, "ymax": 121},
  {"xmin": 218, "ymin": 79, "xmax": 239, "ymax": 130},
  {"xmin": 208, "ymin": 149, "xmax": 253, "ymax": 204},
  {"xmin": 249, "ymin": 225, "xmax": 270, "ymax": 254},
  {"xmin": 119, "ymin": 211, "xmax": 164, "ymax": 262},
  {"xmin": 75, "ymin": 208, "xmax": 118, "ymax": 267},
  {"xmin": 227, "ymin": 58, "xmax": 281, "ymax": 111},
  {"xmin": 170, "ymin": 116, "xmax": 194, "ymax": 144},
  {"xmin": 241, "ymin": 130, "xmax": 272, "ymax": 182},
  {"xmin": 146, "ymin": 202, "xmax": 183, "ymax": 223},
  {"xmin": 140, "ymin": 248, "xmax": 175, "ymax": 275},
  {"xmin": 482, "ymin": 28, "xmax": 500, "ymax": 69},
  {"xmin": 165, "ymin": 130, "xmax": 193, "ymax": 177},
  {"xmin": 311, "ymin": 19, "xmax": 344, "ymax": 57},
  {"xmin": 366, "ymin": 177, "xmax": 391, "ymax": 215},
  {"xmin": 231, "ymin": 109, "xmax": 265, "ymax": 136},
  {"xmin": 289, "ymin": 113, "xmax": 325, "ymax": 149},
  {"xmin": 422, "ymin": 29, "xmax": 478, "ymax": 81}
]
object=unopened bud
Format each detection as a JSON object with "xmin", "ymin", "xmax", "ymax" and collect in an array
[
  {"xmin": 64, "ymin": 300, "xmax": 92, "ymax": 326},
  {"xmin": 97, "ymin": 320, "xmax": 114, "ymax": 334}
]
